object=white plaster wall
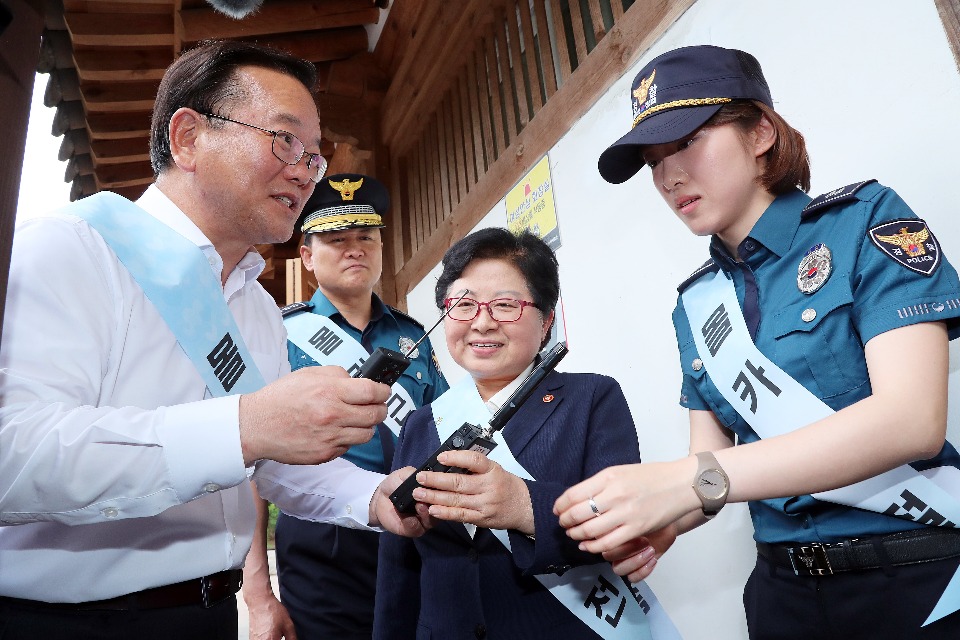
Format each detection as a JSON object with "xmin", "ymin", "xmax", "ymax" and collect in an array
[{"xmin": 405, "ymin": 1, "xmax": 960, "ymax": 637}]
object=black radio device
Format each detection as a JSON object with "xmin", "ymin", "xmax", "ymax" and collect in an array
[
  {"xmin": 352, "ymin": 291, "xmax": 469, "ymax": 385},
  {"xmin": 389, "ymin": 342, "xmax": 568, "ymax": 513}
]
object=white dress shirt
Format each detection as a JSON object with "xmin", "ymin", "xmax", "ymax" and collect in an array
[{"xmin": 0, "ymin": 186, "xmax": 380, "ymax": 602}]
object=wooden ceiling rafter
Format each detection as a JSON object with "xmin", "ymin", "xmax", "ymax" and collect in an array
[{"xmin": 36, "ymin": 0, "xmax": 388, "ymax": 303}]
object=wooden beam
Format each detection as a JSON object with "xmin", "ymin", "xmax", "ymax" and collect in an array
[
  {"xmin": 547, "ymin": 0, "xmax": 573, "ymax": 84},
  {"xmin": 180, "ymin": 1, "xmax": 379, "ymax": 42},
  {"xmin": 96, "ymin": 163, "xmax": 153, "ymax": 188},
  {"xmin": 37, "ymin": 29, "xmax": 73, "ymax": 73},
  {"xmin": 935, "ymin": 0, "xmax": 960, "ymax": 73},
  {"xmin": 70, "ymin": 174, "xmax": 96, "ymax": 200},
  {"xmin": 72, "ymin": 48, "xmax": 172, "ymax": 82},
  {"xmin": 1, "ymin": 0, "xmax": 44, "ymax": 343},
  {"xmin": 43, "ymin": 67, "xmax": 81, "ymax": 106},
  {"xmin": 109, "ymin": 184, "xmax": 149, "ymax": 202},
  {"xmin": 380, "ymin": 0, "xmax": 502, "ymax": 153},
  {"xmin": 85, "ymin": 110, "xmax": 152, "ymax": 139},
  {"xmin": 64, "ymin": 12, "xmax": 173, "ymax": 46},
  {"xmin": 59, "ymin": 128, "xmax": 90, "ymax": 161},
  {"xmin": 90, "ymin": 136, "xmax": 150, "ymax": 164},
  {"xmin": 394, "ymin": 0, "xmax": 697, "ymax": 297},
  {"xmin": 65, "ymin": 153, "xmax": 94, "ymax": 181},
  {"xmin": 533, "ymin": 0, "xmax": 558, "ymax": 99},
  {"xmin": 252, "ymin": 27, "xmax": 368, "ymax": 64},
  {"xmin": 80, "ymin": 80, "xmax": 160, "ymax": 112},
  {"xmin": 52, "ymin": 100, "xmax": 85, "ymax": 135}
]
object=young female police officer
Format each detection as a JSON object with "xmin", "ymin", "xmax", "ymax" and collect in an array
[{"xmin": 555, "ymin": 45, "xmax": 960, "ymax": 638}]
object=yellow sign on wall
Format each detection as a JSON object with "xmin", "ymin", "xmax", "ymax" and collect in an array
[{"xmin": 505, "ymin": 154, "xmax": 561, "ymax": 249}]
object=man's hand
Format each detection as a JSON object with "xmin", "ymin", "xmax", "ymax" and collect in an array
[
  {"xmin": 239, "ymin": 366, "xmax": 390, "ymax": 465},
  {"xmin": 369, "ymin": 466, "xmax": 432, "ymax": 537},
  {"xmin": 245, "ymin": 590, "xmax": 298, "ymax": 640}
]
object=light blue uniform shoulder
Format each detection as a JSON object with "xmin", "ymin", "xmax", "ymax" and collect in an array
[{"xmin": 800, "ymin": 179, "xmax": 884, "ymax": 220}]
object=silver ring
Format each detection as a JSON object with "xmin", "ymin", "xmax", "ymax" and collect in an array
[{"xmin": 588, "ymin": 497, "xmax": 602, "ymax": 518}]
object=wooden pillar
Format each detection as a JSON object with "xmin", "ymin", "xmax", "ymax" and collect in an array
[{"xmin": 0, "ymin": 0, "xmax": 44, "ymax": 341}]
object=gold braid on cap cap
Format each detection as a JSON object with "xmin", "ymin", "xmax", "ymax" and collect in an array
[
  {"xmin": 302, "ymin": 204, "xmax": 383, "ymax": 233},
  {"xmin": 632, "ymin": 97, "xmax": 732, "ymax": 129}
]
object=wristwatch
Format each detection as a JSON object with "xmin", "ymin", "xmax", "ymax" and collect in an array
[{"xmin": 692, "ymin": 451, "xmax": 729, "ymax": 519}]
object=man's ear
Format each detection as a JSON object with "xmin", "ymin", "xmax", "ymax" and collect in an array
[
  {"xmin": 169, "ymin": 108, "xmax": 204, "ymax": 172},
  {"xmin": 299, "ymin": 239, "xmax": 314, "ymax": 270}
]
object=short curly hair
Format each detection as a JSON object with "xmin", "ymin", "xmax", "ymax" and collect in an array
[{"xmin": 434, "ymin": 228, "xmax": 560, "ymax": 319}]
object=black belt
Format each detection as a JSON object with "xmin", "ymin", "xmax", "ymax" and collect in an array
[
  {"xmin": 0, "ymin": 569, "xmax": 242, "ymax": 611},
  {"xmin": 757, "ymin": 529, "xmax": 960, "ymax": 576}
]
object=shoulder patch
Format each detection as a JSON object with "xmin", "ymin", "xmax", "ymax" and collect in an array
[
  {"xmin": 801, "ymin": 179, "xmax": 878, "ymax": 219},
  {"xmin": 280, "ymin": 301, "xmax": 313, "ymax": 317},
  {"xmin": 677, "ymin": 259, "xmax": 719, "ymax": 293},
  {"xmin": 388, "ymin": 305, "xmax": 426, "ymax": 331},
  {"xmin": 868, "ymin": 218, "xmax": 941, "ymax": 276}
]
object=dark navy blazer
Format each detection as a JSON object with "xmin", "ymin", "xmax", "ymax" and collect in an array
[{"xmin": 374, "ymin": 371, "xmax": 640, "ymax": 640}]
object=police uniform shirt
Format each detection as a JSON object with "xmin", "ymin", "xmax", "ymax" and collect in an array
[
  {"xmin": 287, "ymin": 288, "xmax": 449, "ymax": 473},
  {"xmin": 673, "ymin": 182, "xmax": 960, "ymax": 544},
  {"xmin": 0, "ymin": 185, "xmax": 381, "ymax": 602}
]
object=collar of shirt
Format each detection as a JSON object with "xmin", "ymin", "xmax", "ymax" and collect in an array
[
  {"xmin": 309, "ymin": 287, "xmax": 391, "ymax": 328},
  {"xmin": 484, "ymin": 361, "xmax": 537, "ymax": 416},
  {"xmin": 709, "ymin": 187, "xmax": 812, "ymax": 266},
  {"xmin": 135, "ymin": 185, "xmax": 266, "ymax": 298}
]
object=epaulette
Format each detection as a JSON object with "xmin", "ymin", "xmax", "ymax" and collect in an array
[
  {"xmin": 677, "ymin": 259, "xmax": 719, "ymax": 293},
  {"xmin": 388, "ymin": 305, "xmax": 426, "ymax": 331},
  {"xmin": 280, "ymin": 301, "xmax": 313, "ymax": 318},
  {"xmin": 801, "ymin": 179, "xmax": 878, "ymax": 220}
]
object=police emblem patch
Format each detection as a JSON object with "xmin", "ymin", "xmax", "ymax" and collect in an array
[
  {"xmin": 398, "ymin": 336, "xmax": 418, "ymax": 359},
  {"xmin": 797, "ymin": 243, "xmax": 832, "ymax": 294},
  {"xmin": 868, "ymin": 219, "xmax": 941, "ymax": 276}
]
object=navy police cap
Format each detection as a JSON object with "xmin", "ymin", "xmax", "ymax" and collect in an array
[
  {"xmin": 598, "ymin": 45, "xmax": 773, "ymax": 184},
  {"xmin": 299, "ymin": 173, "xmax": 389, "ymax": 234}
]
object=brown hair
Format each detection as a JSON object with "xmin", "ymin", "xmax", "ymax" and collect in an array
[{"xmin": 704, "ymin": 100, "xmax": 811, "ymax": 194}]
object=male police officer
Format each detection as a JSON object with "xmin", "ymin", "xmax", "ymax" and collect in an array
[{"xmin": 243, "ymin": 174, "xmax": 448, "ymax": 639}]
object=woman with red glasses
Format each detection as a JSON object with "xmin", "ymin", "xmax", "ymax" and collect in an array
[{"xmin": 373, "ymin": 228, "xmax": 644, "ymax": 639}]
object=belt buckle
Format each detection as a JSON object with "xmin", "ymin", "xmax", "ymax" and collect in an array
[
  {"xmin": 201, "ymin": 571, "xmax": 243, "ymax": 609},
  {"xmin": 788, "ymin": 543, "xmax": 834, "ymax": 576}
]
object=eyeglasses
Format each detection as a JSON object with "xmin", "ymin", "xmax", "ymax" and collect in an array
[
  {"xmin": 443, "ymin": 297, "xmax": 538, "ymax": 323},
  {"xmin": 200, "ymin": 112, "xmax": 328, "ymax": 182}
]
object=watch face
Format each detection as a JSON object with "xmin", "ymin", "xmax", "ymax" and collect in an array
[{"xmin": 697, "ymin": 469, "xmax": 728, "ymax": 500}]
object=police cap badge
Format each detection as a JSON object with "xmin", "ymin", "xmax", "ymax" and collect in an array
[{"xmin": 299, "ymin": 173, "xmax": 389, "ymax": 234}]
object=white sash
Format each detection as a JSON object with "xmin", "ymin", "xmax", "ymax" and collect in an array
[
  {"xmin": 284, "ymin": 312, "xmax": 417, "ymax": 435},
  {"xmin": 72, "ymin": 192, "xmax": 265, "ymax": 396},
  {"xmin": 430, "ymin": 377, "xmax": 682, "ymax": 640},
  {"xmin": 682, "ymin": 268, "xmax": 960, "ymax": 625}
]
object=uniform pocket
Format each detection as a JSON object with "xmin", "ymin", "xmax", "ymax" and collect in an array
[{"xmin": 770, "ymin": 275, "xmax": 868, "ymax": 399}]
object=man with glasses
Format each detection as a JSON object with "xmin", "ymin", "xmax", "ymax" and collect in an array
[
  {"xmin": 0, "ymin": 41, "xmax": 426, "ymax": 640},
  {"xmin": 243, "ymin": 174, "xmax": 448, "ymax": 640}
]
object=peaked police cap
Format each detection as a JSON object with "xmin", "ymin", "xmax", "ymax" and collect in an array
[
  {"xmin": 598, "ymin": 45, "xmax": 773, "ymax": 184},
  {"xmin": 299, "ymin": 173, "xmax": 389, "ymax": 234}
]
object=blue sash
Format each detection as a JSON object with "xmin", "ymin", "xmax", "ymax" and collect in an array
[
  {"xmin": 430, "ymin": 377, "xmax": 682, "ymax": 640},
  {"xmin": 284, "ymin": 312, "xmax": 416, "ymax": 435},
  {"xmin": 70, "ymin": 192, "xmax": 265, "ymax": 396},
  {"xmin": 682, "ymin": 268, "xmax": 960, "ymax": 626}
]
